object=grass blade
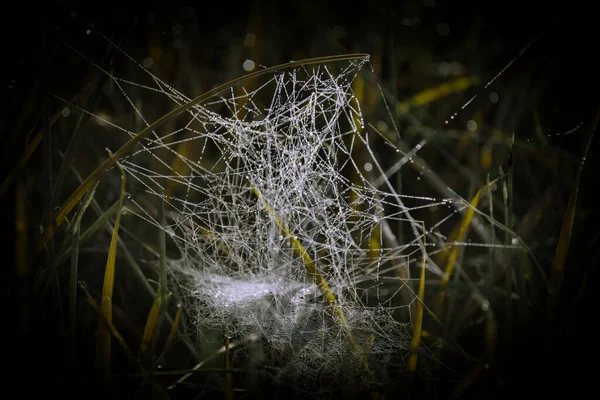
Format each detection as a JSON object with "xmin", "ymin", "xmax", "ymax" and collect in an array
[
  {"xmin": 407, "ymin": 229, "xmax": 427, "ymax": 372},
  {"xmin": 139, "ymin": 196, "xmax": 169, "ymax": 369},
  {"xmin": 398, "ymin": 76, "xmax": 480, "ymax": 113},
  {"xmin": 81, "ymin": 282, "xmax": 138, "ymax": 368},
  {"xmin": 69, "ymin": 181, "xmax": 98, "ymax": 334},
  {"xmin": 157, "ymin": 302, "xmax": 183, "ymax": 363},
  {"xmin": 224, "ymin": 336, "xmax": 233, "ymax": 400},
  {"xmin": 436, "ymin": 177, "xmax": 500, "ymax": 310},
  {"xmin": 547, "ymin": 110, "xmax": 599, "ymax": 319},
  {"xmin": 95, "ymin": 155, "xmax": 126, "ymax": 381},
  {"xmin": 139, "ymin": 294, "xmax": 168, "ymax": 369},
  {"xmin": 56, "ymin": 199, "xmax": 120, "ymax": 267},
  {"xmin": 15, "ymin": 180, "xmax": 29, "ymax": 334},
  {"xmin": 450, "ymin": 361, "xmax": 485, "ymax": 400}
]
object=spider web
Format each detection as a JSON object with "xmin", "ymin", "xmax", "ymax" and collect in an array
[
  {"xmin": 53, "ymin": 32, "xmax": 520, "ymax": 393},
  {"xmin": 118, "ymin": 58, "xmax": 422, "ymax": 385}
]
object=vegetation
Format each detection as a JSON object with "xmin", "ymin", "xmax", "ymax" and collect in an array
[{"xmin": 2, "ymin": 1, "xmax": 597, "ymax": 399}]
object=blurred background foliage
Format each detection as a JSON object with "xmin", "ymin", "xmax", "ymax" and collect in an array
[{"xmin": 2, "ymin": 0, "xmax": 598, "ymax": 398}]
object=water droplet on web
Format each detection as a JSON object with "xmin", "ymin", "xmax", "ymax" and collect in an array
[
  {"xmin": 143, "ymin": 57, "xmax": 154, "ymax": 69},
  {"xmin": 243, "ymin": 59, "xmax": 256, "ymax": 72},
  {"xmin": 467, "ymin": 120, "xmax": 477, "ymax": 132},
  {"xmin": 481, "ymin": 300, "xmax": 489, "ymax": 311}
]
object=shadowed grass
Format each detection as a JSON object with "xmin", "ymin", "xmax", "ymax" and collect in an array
[
  {"xmin": 15, "ymin": 180, "xmax": 29, "ymax": 334},
  {"xmin": 95, "ymin": 156, "xmax": 126, "ymax": 381},
  {"xmin": 69, "ymin": 181, "xmax": 98, "ymax": 334},
  {"xmin": 0, "ymin": 108, "xmax": 65, "ymax": 200},
  {"xmin": 81, "ymin": 281, "xmax": 139, "ymax": 369},
  {"xmin": 156, "ymin": 302, "xmax": 182, "ymax": 364},
  {"xmin": 547, "ymin": 110, "xmax": 599, "ymax": 321},
  {"xmin": 56, "ymin": 199, "xmax": 120, "ymax": 267},
  {"xmin": 139, "ymin": 197, "xmax": 169, "ymax": 370},
  {"xmin": 224, "ymin": 336, "xmax": 233, "ymax": 400}
]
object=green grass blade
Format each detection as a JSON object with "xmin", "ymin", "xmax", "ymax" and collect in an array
[{"xmin": 56, "ymin": 199, "xmax": 120, "ymax": 267}]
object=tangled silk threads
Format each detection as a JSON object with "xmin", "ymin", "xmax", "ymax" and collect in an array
[{"xmin": 120, "ymin": 58, "xmax": 423, "ymax": 388}]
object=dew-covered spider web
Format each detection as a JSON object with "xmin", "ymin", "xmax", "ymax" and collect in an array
[
  {"xmin": 53, "ymin": 32, "xmax": 529, "ymax": 394},
  {"xmin": 118, "ymin": 57, "xmax": 426, "ymax": 385}
]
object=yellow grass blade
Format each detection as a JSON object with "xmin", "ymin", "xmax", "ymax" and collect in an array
[
  {"xmin": 157, "ymin": 302, "xmax": 183, "ymax": 362},
  {"xmin": 436, "ymin": 178, "xmax": 500, "ymax": 308},
  {"xmin": 95, "ymin": 156, "xmax": 126, "ymax": 381},
  {"xmin": 33, "ymin": 54, "xmax": 369, "ymax": 257},
  {"xmin": 80, "ymin": 282, "xmax": 139, "ymax": 368},
  {"xmin": 407, "ymin": 236, "xmax": 427, "ymax": 372},
  {"xmin": 140, "ymin": 196, "xmax": 170, "ymax": 369},
  {"xmin": 139, "ymin": 294, "xmax": 166, "ymax": 368},
  {"xmin": 397, "ymin": 76, "xmax": 479, "ymax": 113}
]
